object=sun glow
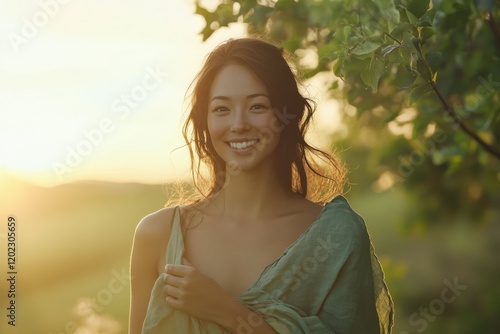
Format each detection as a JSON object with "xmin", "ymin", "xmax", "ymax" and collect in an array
[
  {"xmin": 0, "ymin": 1, "xmax": 342, "ymax": 188},
  {"xmin": 0, "ymin": 0, "xmax": 247, "ymax": 187}
]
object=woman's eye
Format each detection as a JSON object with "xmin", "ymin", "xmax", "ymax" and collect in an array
[
  {"xmin": 212, "ymin": 106, "xmax": 228, "ymax": 113},
  {"xmin": 250, "ymin": 104, "xmax": 268, "ymax": 111}
]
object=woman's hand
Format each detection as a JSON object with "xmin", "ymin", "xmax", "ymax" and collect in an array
[
  {"xmin": 163, "ymin": 259, "xmax": 234, "ymax": 323},
  {"xmin": 163, "ymin": 259, "xmax": 277, "ymax": 333}
]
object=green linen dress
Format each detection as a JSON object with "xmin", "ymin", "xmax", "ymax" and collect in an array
[{"xmin": 141, "ymin": 196, "xmax": 394, "ymax": 333}]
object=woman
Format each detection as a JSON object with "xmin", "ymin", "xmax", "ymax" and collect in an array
[{"xmin": 129, "ymin": 38, "xmax": 394, "ymax": 333}]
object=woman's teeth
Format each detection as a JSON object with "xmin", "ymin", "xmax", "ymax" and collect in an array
[{"xmin": 229, "ymin": 140, "xmax": 257, "ymax": 149}]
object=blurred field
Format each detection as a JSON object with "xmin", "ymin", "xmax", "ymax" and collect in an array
[
  {"xmin": 0, "ymin": 176, "xmax": 166, "ymax": 334},
  {"xmin": 0, "ymin": 175, "xmax": 499, "ymax": 333}
]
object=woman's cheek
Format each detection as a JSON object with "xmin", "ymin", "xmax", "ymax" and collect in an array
[{"xmin": 207, "ymin": 117, "xmax": 226, "ymax": 139}]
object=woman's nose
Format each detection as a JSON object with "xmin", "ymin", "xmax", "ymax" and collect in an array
[{"xmin": 230, "ymin": 111, "xmax": 250, "ymax": 132}]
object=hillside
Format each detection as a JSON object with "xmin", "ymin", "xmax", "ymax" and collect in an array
[{"xmin": 1, "ymin": 175, "xmax": 168, "ymax": 333}]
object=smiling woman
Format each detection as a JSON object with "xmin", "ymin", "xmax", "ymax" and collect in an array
[{"xmin": 129, "ymin": 38, "xmax": 394, "ymax": 334}]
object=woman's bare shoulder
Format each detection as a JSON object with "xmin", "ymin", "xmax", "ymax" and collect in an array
[{"xmin": 134, "ymin": 206, "xmax": 177, "ymax": 241}]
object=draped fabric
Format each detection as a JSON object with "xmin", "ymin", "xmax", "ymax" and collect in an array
[{"xmin": 142, "ymin": 196, "xmax": 394, "ymax": 333}]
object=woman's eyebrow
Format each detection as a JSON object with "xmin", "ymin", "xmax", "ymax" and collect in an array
[
  {"xmin": 210, "ymin": 93, "xmax": 269, "ymax": 102},
  {"xmin": 247, "ymin": 93, "xmax": 269, "ymax": 99}
]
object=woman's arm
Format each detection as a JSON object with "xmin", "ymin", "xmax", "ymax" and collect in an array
[{"xmin": 129, "ymin": 208, "xmax": 175, "ymax": 334}]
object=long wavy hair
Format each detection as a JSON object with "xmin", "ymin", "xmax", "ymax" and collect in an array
[{"xmin": 181, "ymin": 38, "xmax": 346, "ymax": 205}]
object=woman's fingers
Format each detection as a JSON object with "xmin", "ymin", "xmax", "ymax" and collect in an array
[
  {"xmin": 163, "ymin": 281, "xmax": 182, "ymax": 299},
  {"xmin": 165, "ymin": 295, "xmax": 183, "ymax": 308},
  {"xmin": 162, "ymin": 273, "xmax": 184, "ymax": 287},
  {"xmin": 165, "ymin": 264, "xmax": 194, "ymax": 277},
  {"xmin": 163, "ymin": 272, "xmax": 185, "ymax": 300}
]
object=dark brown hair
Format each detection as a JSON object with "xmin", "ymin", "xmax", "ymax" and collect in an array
[{"xmin": 181, "ymin": 38, "xmax": 346, "ymax": 204}]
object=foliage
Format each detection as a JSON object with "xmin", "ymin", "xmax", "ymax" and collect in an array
[{"xmin": 194, "ymin": 0, "xmax": 500, "ymax": 228}]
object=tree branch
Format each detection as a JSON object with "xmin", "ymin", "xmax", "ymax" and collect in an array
[
  {"xmin": 430, "ymin": 81, "xmax": 500, "ymax": 159},
  {"xmin": 384, "ymin": 32, "xmax": 402, "ymax": 45},
  {"xmin": 485, "ymin": 11, "xmax": 500, "ymax": 52}
]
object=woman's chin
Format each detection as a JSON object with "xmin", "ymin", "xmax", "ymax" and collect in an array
[{"xmin": 225, "ymin": 157, "xmax": 275, "ymax": 176}]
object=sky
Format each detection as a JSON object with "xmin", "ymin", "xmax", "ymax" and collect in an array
[{"xmin": 0, "ymin": 0, "xmax": 341, "ymax": 187}]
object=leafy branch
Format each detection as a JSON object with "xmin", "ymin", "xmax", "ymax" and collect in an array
[
  {"xmin": 412, "ymin": 39, "xmax": 500, "ymax": 159},
  {"xmin": 429, "ymin": 80, "xmax": 500, "ymax": 159},
  {"xmin": 194, "ymin": 0, "xmax": 500, "ymax": 167}
]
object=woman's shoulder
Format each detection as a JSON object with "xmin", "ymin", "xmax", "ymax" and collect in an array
[
  {"xmin": 134, "ymin": 206, "xmax": 178, "ymax": 241},
  {"xmin": 321, "ymin": 195, "xmax": 363, "ymax": 221},
  {"xmin": 131, "ymin": 206, "xmax": 180, "ymax": 276},
  {"xmin": 316, "ymin": 195, "xmax": 370, "ymax": 247}
]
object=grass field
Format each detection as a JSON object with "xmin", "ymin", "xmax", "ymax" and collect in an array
[{"xmin": 1, "ymin": 175, "xmax": 499, "ymax": 333}]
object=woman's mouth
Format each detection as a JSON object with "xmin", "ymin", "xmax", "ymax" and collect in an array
[{"xmin": 227, "ymin": 139, "xmax": 259, "ymax": 150}]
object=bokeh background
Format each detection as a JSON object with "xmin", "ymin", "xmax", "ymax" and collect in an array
[{"xmin": 1, "ymin": 0, "xmax": 499, "ymax": 333}]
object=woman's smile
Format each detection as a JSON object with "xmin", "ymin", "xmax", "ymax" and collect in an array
[{"xmin": 226, "ymin": 139, "xmax": 260, "ymax": 151}]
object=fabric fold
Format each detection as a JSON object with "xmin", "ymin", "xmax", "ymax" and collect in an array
[{"xmin": 237, "ymin": 289, "xmax": 334, "ymax": 333}]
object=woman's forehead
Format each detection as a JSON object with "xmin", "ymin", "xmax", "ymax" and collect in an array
[{"xmin": 208, "ymin": 63, "xmax": 269, "ymax": 100}]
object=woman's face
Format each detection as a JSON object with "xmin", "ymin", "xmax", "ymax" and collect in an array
[{"xmin": 207, "ymin": 63, "xmax": 281, "ymax": 173}]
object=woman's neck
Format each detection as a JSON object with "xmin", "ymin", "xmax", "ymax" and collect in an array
[{"xmin": 210, "ymin": 166, "xmax": 291, "ymax": 223}]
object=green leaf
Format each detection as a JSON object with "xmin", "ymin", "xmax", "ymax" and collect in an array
[
  {"xmin": 382, "ymin": 44, "xmax": 400, "ymax": 57},
  {"xmin": 402, "ymin": 32, "xmax": 415, "ymax": 48},
  {"xmin": 406, "ymin": 0, "xmax": 430, "ymax": 19},
  {"xmin": 419, "ymin": 27, "xmax": 435, "ymax": 41},
  {"xmin": 333, "ymin": 59, "xmax": 343, "ymax": 77},
  {"xmin": 282, "ymin": 35, "xmax": 302, "ymax": 51},
  {"xmin": 248, "ymin": 4, "xmax": 273, "ymax": 24},
  {"xmin": 360, "ymin": 65, "xmax": 371, "ymax": 87},
  {"xmin": 195, "ymin": 2, "xmax": 216, "ymax": 40},
  {"xmin": 417, "ymin": 58, "xmax": 432, "ymax": 81},
  {"xmin": 417, "ymin": 15, "xmax": 433, "ymax": 27},
  {"xmin": 425, "ymin": 52, "xmax": 442, "ymax": 72},
  {"xmin": 409, "ymin": 82, "xmax": 432, "ymax": 103},
  {"xmin": 390, "ymin": 22, "xmax": 412, "ymax": 39},
  {"xmin": 238, "ymin": 0, "xmax": 258, "ymax": 16},
  {"xmin": 367, "ymin": 57, "xmax": 385, "ymax": 92},
  {"xmin": 215, "ymin": 3, "xmax": 238, "ymax": 26},
  {"xmin": 394, "ymin": 68, "xmax": 418, "ymax": 88},
  {"xmin": 342, "ymin": 26, "xmax": 352, "ymax": 43},
  {"xmin": 375, "ymin": 0, "xmax": 401, "ymax": 31},
  {"xmin": 194, "ymin": 1, "xmax": 238, "ymax": 41},
  {"xmin": 404, "ymin": 8, "xmax": 418, "ymax": 25},
  {"xmin": 352, "ymin": 40, "xmax": 381, "ymax": 55},
  {"xmin": 373, "ymin": 57, "xmax": 386, "ymax": 92},
  {"xmin": 309, "ymin": 2, "xmax": 335, "ymax": 26}
]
